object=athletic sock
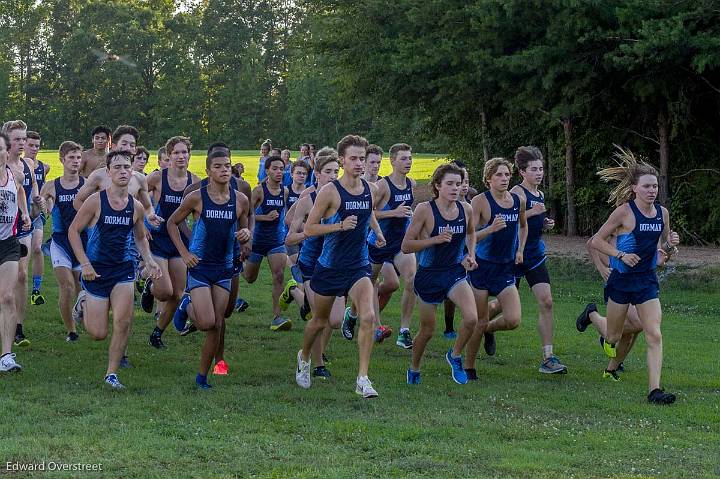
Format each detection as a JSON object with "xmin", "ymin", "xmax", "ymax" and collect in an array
[
  {"xmin": 450, "ymin": 352, "xmax": 461, "ymax": 359},
  {"xmin": 32, "ymin": 275, "xmax": 42, "ymax": 291},
  {"xmin": 152, "ymin": 326, "xmax": 164, "ymax": 337},
  {"xmin": 543, "ymin": 344, "xmax": 553, "ymax": 359},
  {"xmin": 15, "ymin": 324, "xmax": 23, "ymax": 336},
  {"xmin": 400, "ymin": 328, "xmax": 409, "ymax": 334}
]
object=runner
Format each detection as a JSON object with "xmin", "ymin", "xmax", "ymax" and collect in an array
[
  {"xmin": 295, "ymin": 134, "xmax": 387, "ymax": 398},
  {"xmin": 285, "ymin": 148, "xmax": 343, "ymax": 378},
  {"xmin": 402, "ymin": 163, "xmax": 477, "ymax": 385},
  {"xmin": 157, "ymin": 147, "xmax": 170, "ymax": 170},
  {"xmin": 80, "ymin": 125, "xmax": 111, "ymax": 177},
  {"xmin": 26, "ymin": 130, "xmax": 50, "ymax": 306},
  {"xmin": 167, "ymin": 149, "xmax": 250, "ymax": 389},
  {"xmin": 0, "ymin": 131, "xmax": 31, "ymax": 372},
  {"xmin": 463, "ymin": 158, "xmax": 527, "ymax": 380},
  {"xmin": 587, "ymin": 147, "xmax": 679, "ymax": 404},
  {"xmin": 442, "ymin": 160, "xmax": 475, "ymax": 338},
  {"xmin": 68, "ymin": 150, "xmax": 161, "ymax": 389},
  {"xmin": 256, "ymin": 139, "xmax": 272, "ymax": 182},
  {"xmin": 486, "ymin": 146, "xmax": 567, "ymax": 374},
  {"xmin": 243, "ymin": 155, "xmax": 290, "ymax": 330},
  {"xmin": 132, "ymin": 146, "xmax": 150, "ymax": 174},
  {"xmin": 39, "ymin": 141, "xmax": 86, "ymax": 341},
  {"xmin": 2, "ymin": 120, "xmax": 44, "ymax": 348},
  {"xmin": 366, "ymin": 143, "xmax": 417, "ymax": 349},
  {"xmin": 142, "ymin": 136, "xmax": 199, "ymax": 349}
]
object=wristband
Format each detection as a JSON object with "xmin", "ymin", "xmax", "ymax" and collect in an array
[{"xmin": 616, "ymin": 251, "xmax": 625, "ymax": 260}]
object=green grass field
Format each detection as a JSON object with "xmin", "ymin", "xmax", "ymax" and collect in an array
[
  {"xmin": 2, "ymin": 237, "xmax": 719, "ymax": 477},
  {"xmin": 35, "ymin": 150, "xmax": 446, "ymax": 186}
]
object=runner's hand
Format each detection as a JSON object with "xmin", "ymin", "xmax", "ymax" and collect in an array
[
  {"xmin": 146, "ymin": 212, "xmax": 164, "ymax": 228},
  {"xmin": 21, "ymin": 214, "xmax": 31, "ymax": 231},
  {"xmin": 668, "ymin": 230, "xmax": 680, "ymax": 247},
  {"xmin": 236, "ymin": 228, "xmax": 251, "ymax": 243},
  {"xmin": 374, "ymin": 232, "xmax": 386, "ymax": 248},
  {"xmin": 461, "ymin": 254, "xmax": 477, "ymax": 271},
  {"xmin": 341, "ymin": 215, "xmax": 357, "ymax": 231},
  {"xmin": 81, "ymin": 263, "xmax": 100, "ymax": 281},
  {"xmin": 435, "ymin": 226, "xmax": 453, "ymax": 244},
  {"xmin": 544, "ymin": 217, "xmax": 555, "ymax": 230},
  {"xmin": 266, "ymin": 210, "xmax": 279, "ymax": 221},
  {"xmin": 182, "ymin": 252, "xmax": 200, "ymax": 268},
  {"xmin": 489, "ymin": 214, "xmax": 506, "ymax": 232},
  {"xmin": 515, "ymin": 251, "xmax": 524, "ymax": 265},
  {"xmin": 529, "ymin": 202, "xmax": 545, "ymax": 216},
  {"xmin": 144, "ymin": 259, "xmax": 162, "ymax": 280},
  {"xmin": 394, "ymin": 205, "xmax": 412, "ymax": 218},
  {"xmin": 620, "ymin": 253, "xmax": 641, "ymax": 267},
  {"xmin": 600, "ymin": 266, "xmax": 611, "ymax": 282}
]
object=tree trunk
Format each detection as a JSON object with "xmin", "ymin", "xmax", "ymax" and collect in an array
[
  {"xmin": 480, "ymin": 104, "xmax": 489, "ymax": 163},
  {"xmin": 657, "ymin": 109, "xmax": 670, "ymax": 204},
  {"xmin": 563, "ymin": 118, "xmax": 577, "ymax": 236}
]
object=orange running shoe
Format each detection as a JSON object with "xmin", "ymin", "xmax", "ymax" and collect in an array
[
  {"xmin": 213, "ymin": 360, "xmax": 229, "ymax": 375},
  {"xmin": 374, "ymin": 325, "xmax": 393, "ymax": 343}
]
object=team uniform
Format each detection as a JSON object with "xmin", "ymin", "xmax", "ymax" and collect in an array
[
  {"xmin": 285, "ymin": 185, "xmax": 303, "ymax": 258},
  {"xmin": 469, "ymin": 191, "xmax": 521, "ymax": 296},
  {"xmin": 187, "ymin": 187, "xmax": 237, "ymax": 293},
  {"xmin": 82, "ymin": 192, "xmax": 136, "ymax": 299},
  {"xmin": 605, "ymin": 201, "xmax": 663, "ymax": 305},
  {"xmin": 0, "ymin": 167, "xmax": 21, "ymax": 265},
  {"xmin": 368, "ymin": 177, "xmax": 413, "ymax": 265},
  {"xmin": 291, "ymin": 191, "xmax": 321, "ymax": 284},
  {"xmin": 514, "ymin": 185, "xmax": 550, "ymax": 287},
  {"xmin": 15, "ymin": 161, "xmax": 33, "ymax": 240},
  {"xmin": 149, "ymin": 169, "xmax": 193, "ymax": 259},
  {"xmin": 414, "ymin": 200, "xmax": 468, "ymax": 304},
  {"xmin": 311, "ymin": 179, "xmax": 372, "ymax": 297},
  {"xmin": 249, "ymin": 182, "xmax": 286, "ymax": 262},
  {"xmin": 32, "ymin": 161, "xmax": 47, "ymax": 231},
  {"xmin": 50, "ymin": 177, "xmax": 87, "ymax": 271}
]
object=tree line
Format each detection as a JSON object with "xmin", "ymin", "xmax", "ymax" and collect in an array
[{"xmin": 1, "ymin": 0, "xmax": 719, "ymax": 242}]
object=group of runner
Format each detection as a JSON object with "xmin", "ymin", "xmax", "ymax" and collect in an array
[{"xmin": 0, "ymin": 122, "xmax": 679, "ymax": 404}]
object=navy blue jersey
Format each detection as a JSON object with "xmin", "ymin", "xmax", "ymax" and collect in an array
[
  {"xmin": 610, "ymin": 201, "xmax": 664, "ymax": 274},
  {"xmin": 368, "ymin": 177, "xmax": 413, "ymax": 247},
  {"xmin": 518, "ymin": 185, "xmax": 546, "ymax": 265},
  {"xmin": 475, "ymin": 191, "xmax": 520, "ymax": 264},
  {"xmin": 86, "ymin": 191, "xmax": 135, "ymax": 267},
  {"xmin": 34, "ymin": 161, "xmax": 46, "ymax": 193},
  {"xmin": 189, "ymin": 187, "xmax": 237, "ymax": 268},
  {"xmin": 253, "ymin": 182, "xmax": 285, "ymax": 246},
  {"xmin": 150, "ymin": 169, "xmax": 192, "ymax": 235},
  {"xmin": 286, "ymin": 184, "xmax": 303, "ymax": 211},
  {"xmin": 417, "ymin": 200, "xmax": 467, "ymax": 269},
  {"xmin": 51, "ymin": 177, "xmax": 87, "ymax": 251},
  {"xmin": 298, "ymin": 191, "xmax": 323, "ymax": 266},
  {"xmin": 318, "ymin": 179, "xmax": 372, "ymax": 269}
]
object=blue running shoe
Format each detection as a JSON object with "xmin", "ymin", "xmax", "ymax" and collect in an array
[
  {"xmin": 104, "ymin": 373, "xmax": 124, "ymax": 390},
  {"xmin": 446, "ymin": 350, "xmax": 468, "ymax": 384},
  {"xmin": 173, "ymin": 294, "xmax": 191, "ymax": 331},
  {"xmin": 406, "ymin": 369, "xmax": 421, "ymax": 385},
  {"xmin": 119, "ymin": 355, "xmax": 133, "ymax": 369},
  {"xmin": 235, "ymin": 298, "xmax": 249, "ymax": 312},
  {"xmin": 196, "ymin": 374, "xmax": 212, "ymax": 390},
  {"xmin": 443, "ymin": 330, "xmax": 457, "ymax": 340}
]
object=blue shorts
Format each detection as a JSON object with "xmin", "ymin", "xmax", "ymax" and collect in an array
[
  {"xmin": 468, "ymin": 258, "xmax": 516, "ymax": 296},
  {"xmin": 604, "ymin": 270, "xmax": 659, "ymax": 305},
  {"xmin": 187, "ymin": 266, "xmax": 233, "ymax": 292},
  {"xmin": 368, "ymin": 241, "xmax": 401, "ymax": 265},
  {"xmin": 414, "ymin": 264, "xmax": 467, "ymax": 304},
  {"xmin": 16, "ymin": 226, "xmax": 32, "ymax": 239},
  {"xmin": 32, "ymin": 214, "xmax": 46, "ymax": 231},
  {"xmin": 81, "ymin": 261, "xmax": 135, "ymax": 299},
  {"xmin": 150, "ymin": 233, "xmax": 186, "ymax": 260},
  {"xmin": 311, "ymin": 263, "xmax": 372, "ymax": 298},
  {"xmin": 249, "ymin": 242, "xmax": 286, "ymax": 263},
  {"xmin": 293, "ymin": 261, "xmax": 315, "ymax": 283},
  {"xmin": 286, "ymin": 244, "xmax": 300, "ymax": 257}
]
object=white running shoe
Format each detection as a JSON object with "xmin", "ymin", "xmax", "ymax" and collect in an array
[
  {"xmin": 0, "ymin": 353, "xmax": 22, "ymax": 372},
  {"xmin": 295, "ymin": 350, "xmax": 311, "ymax": 389},
  {"xmin": 72, "ymin": 290, "xmax": 86, "ymax": 326},
  {"xmin": 355, "ymin": 376, "xmax": 378, "ymax": 399}
]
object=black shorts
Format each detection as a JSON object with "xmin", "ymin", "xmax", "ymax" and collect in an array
[
  {"xmin": 515, "ymin": 260, "xmax": 551, "ymax": 288},
  {"xmin": 0, "ymin": 236, "xmax": 21, "ymax": 265}
]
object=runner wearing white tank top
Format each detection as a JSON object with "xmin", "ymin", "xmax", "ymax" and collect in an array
[{"xmin": 0, "ymin": 132, "xmax": 32, "ymax": 373}]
